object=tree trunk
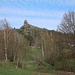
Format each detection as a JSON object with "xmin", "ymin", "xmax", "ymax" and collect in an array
[
  {"xmin": 4, "ymin": 29, "xmax": 8, "ymax": 62},
  {"xmin": 16, "ymin": 57, "xmax": 19, "ymax": 69},
  {"xmin": 41, "ymin": 44, "xmax": 44, "ymax": 59}
]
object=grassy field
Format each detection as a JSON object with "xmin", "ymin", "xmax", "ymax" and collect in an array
[
  {"xmin": 0, "ymin": 64, "xmax": 53, "ymax": 75},
  {"xmin": 0, "ymin": 47, "xmax": 75, "ymax": 75},
  {"xmin": 0, "ymin": 62, "xmax": 75, "ymax": 75},
  {"xmin": 0, "ymin": 67, "xmax": 74, "ymax": 75}
]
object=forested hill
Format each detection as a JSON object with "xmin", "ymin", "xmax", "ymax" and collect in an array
[
  {"xmin": 18, "ymin": 20, "xmax": 56, "ymax": 47},
  {"xmin": 0, "ymin": 18, "xmax": 75, "ymax": 72},
  {"xmin": 17, "ymin": 20, "xmax": 75, "ymax": 72}
]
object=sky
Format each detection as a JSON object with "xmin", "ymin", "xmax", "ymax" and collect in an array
[{"xmin": 0, "ymin": 0, "xmax": 75, "ymax": 30}]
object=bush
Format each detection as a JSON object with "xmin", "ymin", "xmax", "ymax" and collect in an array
[
  {"xmin": 54, "ymin": 61, "xmax": 63, "ymax": 70},
  {"xmin": 66, "ymin": 59, "xmax": 75, "ymax": 72},
  {"xmin": 54, "ymin": 59, "xmax": 75, "ymax": 72}
]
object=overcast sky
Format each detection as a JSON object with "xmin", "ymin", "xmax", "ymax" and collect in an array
[{"xmin": 0, "ymin": 0, "xmax": 75, "ymax": 30}]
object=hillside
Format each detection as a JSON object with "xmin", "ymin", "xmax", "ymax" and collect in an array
[
  {"xmin": 18, "ymin": 20, "xmax": 54, "ymax": 47},
  {"xmin": 17, "ymin": 20, "xmax": 75, "ymax": 72},
  {"xmin": 0, "ymin": 19, "xmax": 75, "ymax": 74}
]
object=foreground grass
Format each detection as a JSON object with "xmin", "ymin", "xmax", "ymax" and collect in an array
[
  {"xmin": 0, "ymin": 62, "xmax": 75, "ymax": 75},
  {"xmin": 0, "ymin": 67, "xmax": 75, "ymax": 75},
  {"xmin": 0, "ymin": 67, "xmax": 53, "ymax": 75},
  {"xmin": 0, "ymin": 62, "xmax": 53, "ymax": 75}
]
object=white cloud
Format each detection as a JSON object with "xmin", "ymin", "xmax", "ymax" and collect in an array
[
  {"xmin": 34, "ymin": 0, "xmax": 75, "ymax": 6},
  {"xmin": 0, "ymin": 6, "xmax": 64, "ymax": 30},
  {"xmin": 27, "ymin": 18, "xmax": 61, "ymax": 30},
  {"xmin": 0, "ymin": 16, "xmax": 61, "ymax": 30},
  {"xmin": 0, "ymin": 0, "xmax": 75, "ymax": 30},
  {"xmin": 21, "ymin": 0, "xmax": 75, "ymax": 6},
  {"xmin": 0, "ymin": 7, "xmax": 64, "ymax": 19}
]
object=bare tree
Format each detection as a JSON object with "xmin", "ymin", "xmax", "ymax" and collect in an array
[
  {"xmin": 58, "ymin": 12, "xmax": 75, "ymax": 71},
  {"xmin": 58, "ymin": 11, "xmax": 75, "ymax": 34},
  {"xmin": 0, "ymin": 19, "xmax": 12, "ymax": 62},
  {"xmin": 15, "ymin": 32, "xmax": 29, "ymax": 69},
  {"xmin": 0, "ymin": 19, "xmax": 30, "ymax": 68},
  {"xmin": 0, "ymin": 19, "xmax": 17, "ymax": 62}
]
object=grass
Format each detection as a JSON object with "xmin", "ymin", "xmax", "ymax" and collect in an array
[
  {"xmin": 31, "ymin": 47, "xmax": 43, "ymax": 58},
  {"xmin": 0, "ymin": 62, "xmax": 75, "ymax": 75},
  {"xmin": 0, "ymin": 67, "xmax": 74, "ymax": 75},
  {"xmin": 0, "ymin": 66, "xmax": 52, "ymax": 75},
  {"xmin": 0, "ymin": 67, "xmax": 30, "ymax": 75},
  {"xmin": 0, "ymin": 62, "xmax": 52, "ymax": 75}
]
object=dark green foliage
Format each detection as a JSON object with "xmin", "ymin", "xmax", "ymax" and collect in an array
[{"xmin": 54, "ymin": 59, "xmax": 75, "ymax": 72}]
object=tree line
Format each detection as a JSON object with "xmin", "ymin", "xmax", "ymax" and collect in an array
[{"xmin": 0, "ymin": 19, "xmax": 30, "ymax": 68}]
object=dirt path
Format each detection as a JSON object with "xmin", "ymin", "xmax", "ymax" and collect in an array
[{"xmin": 31, "ymin": 71, "xmax": 75, "ymax": 75}]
